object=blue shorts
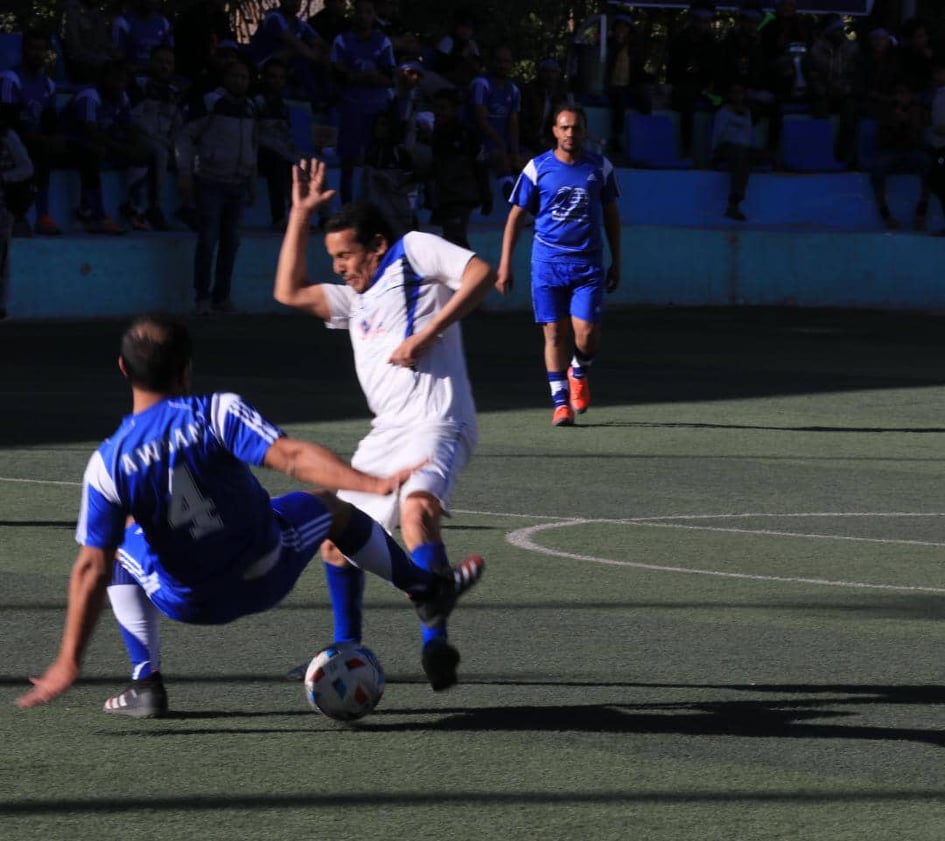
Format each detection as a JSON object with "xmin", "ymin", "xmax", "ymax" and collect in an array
[
  {"xmin": 115, "ymin": 492, "xmax": 332, "ymax": 625},
  {"xmin": 531, "ymin": 259, "xmax": 605, "ymax": 325}
]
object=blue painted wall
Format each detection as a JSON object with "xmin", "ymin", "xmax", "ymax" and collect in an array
[{"xmin": 7, "ymin": 168, "xmax": 944, "ymax": 319}]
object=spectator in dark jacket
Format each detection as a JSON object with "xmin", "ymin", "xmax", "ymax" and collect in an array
[
  {"xmin": 667, "ymin": 3, "xmax": 720, "ymax": 156},
  {"xmin": 253, "ymin": 58, "xmax": 301, "ymax": 228},
  {"xmin": 176, "ymin": 57, "xmax": 258, "ymax": 315}
]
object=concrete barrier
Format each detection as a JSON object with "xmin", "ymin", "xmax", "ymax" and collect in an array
[{"xmin": 6, "ymin": 167, "xmax": 944, "ymax": 319}]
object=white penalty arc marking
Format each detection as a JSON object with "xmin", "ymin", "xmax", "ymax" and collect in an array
[
  {"xmin": 456, "ymin": 510, "xmax": 945, "ymax": 595},
  {"xmin": 5, "ymin": 478, "xmax": 945, "ymax": 593}
]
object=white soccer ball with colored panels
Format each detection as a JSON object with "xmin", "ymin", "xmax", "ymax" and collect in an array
[{"xmin": 304, "ymin": 642, "xmax": 385, "ymax": 721}]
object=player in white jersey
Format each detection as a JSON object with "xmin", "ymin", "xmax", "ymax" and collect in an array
[
  {"xmin": 497, "ymin": 104, "xmax": 621, "ymax": 427},
  {"xmin": 274, "ymin": 158, "xmax": 496, "ymax": 691},
  {"xmin": 15, "ymin": 314, "xmax": 484, "ymax": 717}
]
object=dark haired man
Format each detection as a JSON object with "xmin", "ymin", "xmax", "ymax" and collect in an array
[
  {"xmin": 16, "ymin": 313, "xmax": 483, "ymax": 716},
  {"xmin": 497, "ymin": 105, "xmax": 621, "ymax": 427},
  {"xmin": 274, "ymin": 159, "xmax": 496, "ymax": 691}
]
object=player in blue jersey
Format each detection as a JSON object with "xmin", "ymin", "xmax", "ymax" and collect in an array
[
  {"xmin": 274, "ymin": 158, "xmax": 495, "ymax": 691},
  {"xmin": 497, "ymin": 104, "xmax": 621, "ymax": 427},
  {"xmin": 15, "ymin": 314, "xmax": 484, "ymax": 717}
]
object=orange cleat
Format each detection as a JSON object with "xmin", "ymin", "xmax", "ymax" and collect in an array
[
  {"xmin": 568, "ymin": 367, "xmax": 590, "ymax": 413},
  {"xmin": 552, "ymin": 404, "xmax": 574, "ymax": 426}
]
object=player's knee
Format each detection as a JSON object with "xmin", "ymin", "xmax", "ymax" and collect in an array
[
  {"xmin": 401, "ymin": 492, "xmax": 443, "ymax": 543},
  {"xmin": 321, "ymin": 540, "xmax": 348, "ymax": 567}
]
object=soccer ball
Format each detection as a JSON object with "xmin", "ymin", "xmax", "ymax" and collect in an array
[{"xmin": 304, "ymin": 642, "xmax": 385, "ymax": 722}]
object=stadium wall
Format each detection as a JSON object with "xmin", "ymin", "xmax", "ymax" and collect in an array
[{"xmin": 7, "ymin": 169, "xmax": 944, "ymax": 319}]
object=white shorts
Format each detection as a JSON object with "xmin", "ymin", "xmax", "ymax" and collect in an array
[{"xmin": 337, "ymin": 421, "xmax": 475, "ymax": 532}]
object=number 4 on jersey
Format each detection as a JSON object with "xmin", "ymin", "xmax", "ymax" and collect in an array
[{"xmin": 169, "ymin": 463, "xmax": 224, "ymax": 538}]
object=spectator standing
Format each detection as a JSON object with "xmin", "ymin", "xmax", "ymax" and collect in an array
[
  {"xmin": 711, "ymin": 82, "xmax": 767, "ymax": 221},
  {"xmin": 469, "ymin": 44, "xmax": 523, "ymax": 201},
  {"xmin": 186, "ymin": 39, "xmax": 241, "ymax": 105},
  {"xmin": 869, "ymin": 81, "xmax": 930, "ymax": 230},
  {"xmin": 807, "ymin": 14, "xmax": 860, "ymax": 165},
  {"xmin": 928, "ymin": 60, "xmax": 945, "ymax": 236},
  {"xmin": 896, "ymin": 18, "xmax": 934, "ymax": 102},
  {"xmin": 497, "ymin": 105, "xmax": 621, "ymax": 427},
  {"xmin": 249, "ymin": 0, "xmax": 329, "ymax": 107},
  {"xmin": 128, "ymin": 44, "xmax": 184, "ymax": 230},
  {"xmin": 0, "ymin": 29, "xmax": 64, "ymax": 235},
  {"xmin": 253, "ymin": 58, "xmax": 301, "ymax": 229},
  {"xmin": 372, "ymin": 0, "xmax": 421, "ymax": 64},
  {"xmin": 433, "ymin": 7, "xmax": 481, "ymax": 89},
  {"xmin": 520, "ymin": 58, "xmax": 574, "ymax": 157},
  {"xmin": 176, "ymin": 58, "xmax": 258, "ymax": 315},
  {"xmin": 61, "ymin": 0, "xmax": 122, "ymax": 85},
  {"xmin": 112, "ymin": 0, "xmax": 174, "ymax": 72},
  {"xmin": 172, "ymin": 0, "xmax": 235, "ymax": 84},
  {"xmin": 390, "ymin": 60, "xmax": 430, "ymax": 176},
  {"xmin": 605, "ymin": 15, "xmax": 652, "ymax": 158},
  {"xmin": 309, "ymin": 0, "xmax": 350, "ymax": 46},
  {"xmin": 428, "ymin": 87, "xmax": 491, "ymax": 248},
  {"xmin": 62, "ymin": 59, "xmax": 160, "ymax": 234},
  {"xmin": 330, "ymin": 0, "xmax": 396, "ymax": 204},
  {"xmin": 360, "ymin": 110, "xmax": 415, "ymax": 239},
  {"xmin": 0, "ymin": 111, "xmax": 34, "ymax": 317},
  {"xmin": 859, "ymin": 28, "xmax": 900, "ymax": 120},
  {"xmin": 667, "ymin": 3, "xmax": 720, "ymax": 157}
]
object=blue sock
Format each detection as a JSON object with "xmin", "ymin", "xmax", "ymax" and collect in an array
[
  {"xmin": 412, "ymin": 543, "xmax": 449, "ymax": 644},
  {"xmin": 108, "ymin": 562, "xmax": 160, "ymax": 680},
  {"xmin": 548, "ymin": 370, "xmax": 569, "ymax": 407},
  {"xmin": 324, "ymin": 561, "xmax": 365, "ymax": 643}
]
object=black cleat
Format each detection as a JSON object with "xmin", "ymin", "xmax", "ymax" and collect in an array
[
  {"xmin": 103, "ymin": 673, "xmax": 168, "ymax": 718},
  {"xmin": 422, "ymin": 638, "xmax": 461, "ymax": 692},
  {"xmin": 412, "ymin": 555, "xmax": 485, "ymax": 629}
]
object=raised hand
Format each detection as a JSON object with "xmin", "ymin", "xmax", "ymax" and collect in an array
[{"xmin": 291, "ymin": 157, "xmax": 337, "ymax": 217}]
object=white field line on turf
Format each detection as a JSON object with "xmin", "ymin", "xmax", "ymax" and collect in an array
[
  {"xmin": 500, "ymin": 518, "xmax": 945, "ymax": 594},
  {"xmin": 5, "ymin": 478, "xmax": 945, "ymax": 592},
  {"xmin": 0, "ymin": 476, "xmax": 81, "ymax": 487}
]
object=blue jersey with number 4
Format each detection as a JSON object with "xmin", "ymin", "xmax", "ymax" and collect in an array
[
  {"xmin": 76, "ymin": 393, "xmax": 283, "ymax": 590},
  {"xmin": 509, "ymin": 149, "xmax": 619, "ymax": 264}
]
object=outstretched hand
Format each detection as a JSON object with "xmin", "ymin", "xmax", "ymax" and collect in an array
[
  {"xmin": 15, "ymin": 659, "xmax": 80, "ymax": 709},
  {"xmin": 292, "ymin": 158, "xmax": 336, "ymax": 217}
]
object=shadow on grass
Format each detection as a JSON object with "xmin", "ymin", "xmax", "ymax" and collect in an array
[
  {"xmin": 25, "ymin": 679, "xmax": 944, "ymax": 751},
  {"xmin": 4, "ymin": 786, "xmax": 945, "ymax": 815},
  {"xmin": 4, "ymin": 309, "xmax": 945, "ymax": 447}
]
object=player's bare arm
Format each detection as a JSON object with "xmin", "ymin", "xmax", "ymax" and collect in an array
[
  {"xmin": 389, "ymin": 256, "xmax": 497, "ymax": 368},
  {"xmin": 16, "ymin": 545, "xmax": 113, "ymax": 709},
  {"xmin": 273, "ymin": 159, "xmax": 336, "ymax": 318},
  {"xmin": 497, "ymin": 204, "xmax": 529, "ymax": 295},
  {"xmin": 263, "ymin": 436, "xmax": 416, "ymax": 495},
  {"xmin": 603, "ymin": 201, "xmax": 622, "ymax": 293}
]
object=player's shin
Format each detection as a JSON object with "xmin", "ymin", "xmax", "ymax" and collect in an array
[
  {"xmin": 411, "ymin": 542, "xmax": 450, "ymax": 643},
  {"xmin": 107, "ymin": 568, "xmax": 161, "ymax": 679},
  {"xmin": 323, "ymin": 561, "xmax": 365, "ymax": 643}
]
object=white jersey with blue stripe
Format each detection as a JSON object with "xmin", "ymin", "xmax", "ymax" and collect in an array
[
  {"xmin": 320, "ymin": 231, "xmax": 479, "ymax": 438},
  {"xmin": 76, "ymin": 393, "xmax": 283, "ymax": 591},
  {"xmin": 509, "ymin": 149, "xmax": 620, "ymax": 264}
]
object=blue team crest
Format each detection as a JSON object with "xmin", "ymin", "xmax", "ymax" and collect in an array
[{"xmin": 550, "ymin": 186, "xmax": 590, "ymax": 222}]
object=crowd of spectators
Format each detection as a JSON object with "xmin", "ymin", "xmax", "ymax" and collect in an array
[{"xmin": 0, "ymin": 0, "xmax": 944, "ymax": 279}]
